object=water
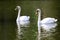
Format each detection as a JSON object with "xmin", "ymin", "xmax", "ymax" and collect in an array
[
  {"xmin": 0, "ymin": 20, "xmax": 59, "ymax": 40},
  {"xmin": 0, "ymin": 1, "xmax": 60, "ymax": 40}
]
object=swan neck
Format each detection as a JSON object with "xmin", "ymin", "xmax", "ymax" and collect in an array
[
  {"xmin": 38, "ymin": 12, "xmax": 41, "ymax": 21},
  {"xmin": 17, "ymin": 8, "xmax": 21, "ymax": 18}
]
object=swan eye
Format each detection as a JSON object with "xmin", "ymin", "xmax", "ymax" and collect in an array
[
  {"xmin": 36, "ymin": 11, "xmax": 38, "ymax": 15},
  {"xmin": 37, "ymin": 10, "xmax": 39, "ymax": 12}
]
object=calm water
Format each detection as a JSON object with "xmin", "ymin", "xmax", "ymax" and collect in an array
[
  {"xmin": 0, "ymin": 1, "xmax": 60, "ymax": 40},
  {"xmin": 0, "ymin": 20, "xmax": 59, "ymax": 40}
]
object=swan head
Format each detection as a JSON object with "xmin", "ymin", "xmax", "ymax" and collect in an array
[
  {"xmin": 15, "ymin": 6, "xmax": 21, "ymax": 10},
  {"xmin": 36, "ymin": 9, "xmax": 41, "ymax": 15}
]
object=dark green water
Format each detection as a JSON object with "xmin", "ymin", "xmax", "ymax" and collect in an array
[{"xmin": 0, "ymin": 1, "xmax": 60, "ymax": 40}]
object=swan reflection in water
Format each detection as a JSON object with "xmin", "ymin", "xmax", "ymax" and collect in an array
[
  {"xmin": 38, "ymin": 23, "xmax": 57, "ymax": 40},
  {"xmin": 16, "ymin": 21, "xmax": 30, "ymax": 40}
]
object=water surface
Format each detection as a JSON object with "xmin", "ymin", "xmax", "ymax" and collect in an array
[{"xmin": 0, "ymin": 1, "xmax": 60, "ymax": 40}]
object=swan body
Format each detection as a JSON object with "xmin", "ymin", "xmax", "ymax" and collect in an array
[
  {"xmin": 16, "ymin": 16, "xmax": 30, "ymax": 22},
  {"xmin": 16, "ymin": 20, "xmax": 30, "ymax": 27},
  {"xmin": 20, "ymin": 16, "xmax": 30, "ymax": 21},
  {"xmin": 36, "ymin": 9, "xmax": 57, "ymax": 23},
  {"xmin": 41, "ymin": 23, "xmax": 57, "ymax": 31},
  {"xmin": 41, "ymin": 17, "xmax": 57, "ymax": 23},
  {"xmin": 15, "ymin": 6, "xmax": 30, "ymax": 22}
]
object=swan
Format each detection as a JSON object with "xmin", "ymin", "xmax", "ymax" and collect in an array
[
  {"xmin": 36, "ymin": 9, "xmax": 57, "ymax": 23},
  {"xmin": 41, "ymin": 23, "xmax": 57, "ymax": 31},
  {"xmin": 36, "ymin": 9, "xmax": 57, "ymax": 39},
  {"xmin": 15, "ymin": 6, "xmax": 30, "ymax": 22}
]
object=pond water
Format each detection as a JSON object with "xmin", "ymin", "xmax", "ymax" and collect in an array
[
  {"xmin": 0, "ymin": 1, "xmax": 60, "ymax": 40},
  {"xmin": 0, "ymin": 20, "xmax": 60, "ymax": 40}
]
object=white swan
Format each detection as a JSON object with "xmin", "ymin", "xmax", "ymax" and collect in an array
[
  {"xmin": 36, "ymin": 9, "xmax": 57, "ymax": 39},
  {"xmin": 36, "ymin": 9, "xmax": 57, "ymax": 23},
  {"xmin": 15, "ymin": 6, "xmax": 30, "ymax": 22},
  {"xmin": 41, "ymin": 23, "xmax": 57, "ymax": 31}
]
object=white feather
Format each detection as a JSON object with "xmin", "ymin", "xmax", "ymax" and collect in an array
[
  {"xmin": 15, "ymin": 6, "xmax": 30, "ymax": 22},
  {"xmin": 15, "ymin": 6, "xmax": 30, "ymax": 27},
  {"xmin": 36, "ymin": 9, "xmax": 58, "ymax": 31}
]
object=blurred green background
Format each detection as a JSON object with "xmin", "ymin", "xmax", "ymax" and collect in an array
[{"xmin": 0, "ymin": 1, "xmax": 60, "ymax": 22}]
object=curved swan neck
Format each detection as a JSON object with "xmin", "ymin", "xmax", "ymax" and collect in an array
[
  {"xmin": 38, "ymin": 11, "xmax": 41, "ymax": 21},
  {"xmin": 37, "ymin": 10, "xmax": 41, "ymax": 40},
  {"xmin": 17, "ymin": 8, "xmax": 21, "ymax": 18}
]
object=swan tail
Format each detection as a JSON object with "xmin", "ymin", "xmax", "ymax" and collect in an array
[
  {"xmin": 55, "ymin": 19, "xmax": 57, "ymax": 22},
  {"xmin": 28, "ymin": 16, "xmax": 30, "ymax": 19}
]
